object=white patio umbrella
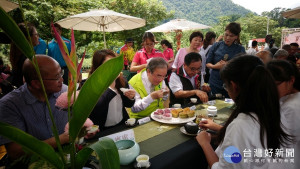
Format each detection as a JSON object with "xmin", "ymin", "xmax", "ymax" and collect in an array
[
  {"xmin": 0, "ymin": 0, "xmax": 19, "ymax": 12},
  {"xmin": 282, "ymin": 6, "xmax": 300, "ymax": 19},
  {"xmin": 147, "ymin": 19, "xmax": 210, "ymax": 33},
  {"xmin": 56, "ymin": 9, "xmax": 146, "ymax": 48},
  {"xmin": 146, "ymin": 19, "xmax": 211, "ymax": 50}
]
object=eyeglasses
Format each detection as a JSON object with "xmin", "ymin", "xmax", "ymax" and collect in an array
[
  {"xmin": 43, "ymin": 70, "xmax": 64, "ymax": 81},
  {"xmin": 188, "ymin": 66, "xmax": 201, "ymax": 72},
  {"xmin": 223, "ymin": 83, "xmax": 228, "ymax": 91}
]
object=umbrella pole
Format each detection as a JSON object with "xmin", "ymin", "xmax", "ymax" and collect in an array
[{"xmin": 102, "ymin": 26, "xmax": 107, "ymax": 49}]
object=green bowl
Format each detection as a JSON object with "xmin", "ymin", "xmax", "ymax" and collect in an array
[{"xmin": 115, "ymin": 139, "xmax": 140, "ymax": 165}]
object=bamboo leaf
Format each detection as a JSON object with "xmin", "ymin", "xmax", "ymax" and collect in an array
[
  {"xmin": 0, "ymin": 7, "xmax": 34, "ymax": 60},
  {"xmin": 0, "ymin": 122, "xmax": 63, "ymax": 169},
  {"xmin": 69, "ymin": 56, "xmax": 123, "ymax": 141}
]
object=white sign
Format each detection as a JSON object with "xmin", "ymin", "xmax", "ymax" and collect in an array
[{"xmin": 99, "ymin": 129, "xmax": 135, "ymax": 142}]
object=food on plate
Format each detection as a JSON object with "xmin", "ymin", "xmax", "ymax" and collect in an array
[
  {"xmin": 183, "ymin": 107, "xmax": 190, "ymax": 114},
  {"xmin": 154, "ymin": 109, "xmax": 164, "ymax": 119},
  {"xmin": 153, "ymin": 107, "xmax": 195, "ymax": 120},
  {"xmin": 163, "ymin": 113, "xmax": 172, "ymax": 120},
  {"xmin": 171, "ymin": 109, "xmax": 179, "ymax": 118},
  {"xmin": 179, "ymin": 111, "xmax": 188, "ymax": 118},
  {"xmin": 187, "ymin": 110, "xmax": 195, "ymax": 117}
]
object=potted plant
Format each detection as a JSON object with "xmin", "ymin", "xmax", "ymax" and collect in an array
[{"xmin": 0, "ymin": 4, "xmax": 122, "ymax": 169}]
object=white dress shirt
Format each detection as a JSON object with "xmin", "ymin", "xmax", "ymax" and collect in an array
[
  {"xmin": 129, "ymin": 71, "xmax": 168, "ymax": 112},
  {"xmin": 212, "ymin": 113, "xmax": 293, "ymax": 169},
  {"xmin": 104, "ymin": 87, "xmax": 123, "ymax": 127},
  {"xmin": 169, "ymin": 67, "xmax": 197, "ymax": 94}
]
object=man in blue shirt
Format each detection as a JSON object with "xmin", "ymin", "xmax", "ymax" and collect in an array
[
  {"xmin": 0, "ymin": 55, "xmax": 96, "ymax": 162},
  {"xmin": 34, "ymin": 37, "xmax": 47, "ymax": 54},
  {"xmin": 48, "ymin": 23, "xmax": 71, "ymax": 84},
  {"xmin": 0, "ymin": 55, "xmax": 69, "ymax": 160}
]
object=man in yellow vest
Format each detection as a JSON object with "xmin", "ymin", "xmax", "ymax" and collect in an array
[{"xmin": 129, "ymin": 57, "xmax": 169, "ymax": 118}]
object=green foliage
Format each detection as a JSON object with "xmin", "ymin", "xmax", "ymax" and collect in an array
[
  {"xmin": 262, "ymin": 7, "xmax": 300, "ymax": 28},
  {"xmin": 161, "ymin": 0, "xmax": 252, "ymax": 26},
  {"xmin": 0, "ymin": 7, "xmax": 34, "ymax": 60},
  {"xmin": 0, "ymin": 3, "xmax": 121, "ymax": 169},
  {"xmin": 0, "ymin": 121, "xmax": 63, "ymax": 169},
  {"xmin": 69, "ymin": 56, "xmax": 124, "ymax": 142},
  {"xmin": 8, "ymin": 0, "xmax": 173, "ymax": 59}
]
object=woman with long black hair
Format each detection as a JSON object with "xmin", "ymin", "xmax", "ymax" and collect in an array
[{"xmin": 197, "ymin": 55, "xmax": 292, "ymax": 169}]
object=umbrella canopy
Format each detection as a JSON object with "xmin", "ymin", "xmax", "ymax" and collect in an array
[
  {"xmin": 146, "ymin": 19, "xmax": 210, "ymax": 50},
  {"xmin": 146, "ymin": 19, "xmax": 211, "ymax": 33},
  {"xmin": 56, "ymin": 9, "xmax": 146, "ymax": 48},
  {"xmin": 0, "ymin": 0, "xmax": 19, "ymax": 12},
  {"xmin": 282, "ymin": 6, "xmax": 300, "ymax": 19}
]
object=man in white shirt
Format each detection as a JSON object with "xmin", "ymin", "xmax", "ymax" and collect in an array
[
  {"xmin": 128, "ymin": 57, "xmax": 169, "ymax": 118},
  {"xmin": 246, "ymin": 40, "xmax": 258, "ymax": 55},
  {"xmin": 169, "ymin": 52, "xmax": 209, "ymax": 107}
]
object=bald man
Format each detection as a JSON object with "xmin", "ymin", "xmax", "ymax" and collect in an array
[
  {"xmin": 0, "ymin": 55, "xmax": 69, "ymax": 160},
  {"xmin": 256, "ymin": 50, "xmax": 272, "ymax": 64}
]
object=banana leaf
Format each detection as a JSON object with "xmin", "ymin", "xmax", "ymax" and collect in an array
[
  {"xmin": 75, "ymin": 137, "xmax": 120, "ymax": 169},
  {"xmin": 69, "ymin": 56, "xmax": 124, "ymax": 141},
  {"xmin": 0, "ymin": 122, "xmax": 63, "ymax": 169},
  {"xmin": 0, "ymin": 7, "xmax": 34, "ymax": 60}
]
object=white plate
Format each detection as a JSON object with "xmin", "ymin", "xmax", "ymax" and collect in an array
[
  {"xmin": 150, "ymin": 110, "xmax": 196, "ymax": 124},
  {"xmin": 180, "ymin": 126, "xmax": 199, "ymax": 136}
]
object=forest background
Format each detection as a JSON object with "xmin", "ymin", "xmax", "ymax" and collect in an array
[{"xmin": 0, "ymin": 0, "xmax": 300, "ymax": 70}]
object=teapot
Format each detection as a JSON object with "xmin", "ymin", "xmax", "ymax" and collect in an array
[{"xmin": 184, "ymin": 121, "xmax": 199, "ymax": 134}]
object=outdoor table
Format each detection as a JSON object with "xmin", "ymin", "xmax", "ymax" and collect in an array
[{"xmin": 89, "ymin": 99, "xmax": 234, "ymax": 169}]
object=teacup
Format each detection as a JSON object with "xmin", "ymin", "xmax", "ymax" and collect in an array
[
  {"xmin": 190, "ymin": 98, "xmax": 197, "ymax": 103},
  {"xmin": 125, "ymin": 118, "xmax": 136, "ymax": 126},
  {"xmin": 136, "ymin": 154, "xmax": 150, "ymax": 168},
  {"xmin": 173, "ymin": 104, "xmax": 181, "ymax": 108},
  {"xmin": 207, "ymin": 106, "xmax": 217, "ymax": 116}
]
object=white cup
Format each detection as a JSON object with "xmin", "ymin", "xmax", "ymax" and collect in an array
[
  {"xmin": 125, "ymin": 118, "xmax": 136, "ymax": 126},
  {"xmin": 136, "ymin": 154, "xmax": 150, "ymax": 168},
  {"xmin": 207, "ymin": 106, "xmax": 217, "ymax": 116},
  {"xmin": 173, "ymin": 104, "xmax": 181, "ymax": 108},
  {"xmin": 190, "ymin": 98, "xmax": 197, "ymax": 103}
]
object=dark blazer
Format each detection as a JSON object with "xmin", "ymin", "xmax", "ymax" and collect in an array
[{"xmin": 89, "ymin": 87, "xmax": 135, "ymax": 131}]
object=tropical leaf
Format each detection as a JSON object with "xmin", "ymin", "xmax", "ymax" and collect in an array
[
  {"xmin": 69, "ymin": 56, "xmax": 123, "ymax": 141},
  {"xmin": 75, "ymin": 138, "xmax": 120, "ymax": 169},
  {"xmin": 74, "ymin": 147, "xmax": 93, "ymax": 169},
  {"xmin": 0, "ymin": 7, "xmax": 34, "ymax": 60},
  {"xmin": 0, "ymin": 122, "xmax": 63, "ymax": 169},
  {"xmin": 90, "ymin": 138, "xmax": 120, "ymax": 169}
]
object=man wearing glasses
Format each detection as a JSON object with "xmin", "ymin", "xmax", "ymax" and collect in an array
[
  {"xmin": 0, "ymin": 55, "xmax": 95, "ymax": 162},
  {"xmin": 169, "ymin": 52, "xmax": 210, "ymax": 107},
  {"xmin": 129, "ymin": 57, "xmax": 170, "ymax": 118}
]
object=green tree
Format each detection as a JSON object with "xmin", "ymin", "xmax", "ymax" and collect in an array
[
  {"xmin": 6, "ymin": 0, "xmax": 173, "ymax": 68},
  {"xmin": 262, "ymin": 7, "xmax": 300, "ymax": 28}
]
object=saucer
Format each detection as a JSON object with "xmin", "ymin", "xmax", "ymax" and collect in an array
[
  {"xmin": 180, "ymin": 126, "xmax": 200, "ymax": 136},
  {"xmin": 133, "ymin": 161, "xmax": 151, "ymax": 169}
]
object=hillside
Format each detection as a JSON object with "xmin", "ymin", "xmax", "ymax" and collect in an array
[{"xmin": 161, "ymin": 0, "xmax": 253, "ymax": 26}]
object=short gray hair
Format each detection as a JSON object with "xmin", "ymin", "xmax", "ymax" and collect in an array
[
  {"xmin": 274, "ymin": 49, "xmax": 288, "ymax": 59},
  {"xmin": 146, "ymin": 57, "xmax": 168, "ymax": 73}
]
